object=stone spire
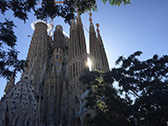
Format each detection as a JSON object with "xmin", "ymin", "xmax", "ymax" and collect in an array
[
  {"xmin": 69, "ymin": 19, "xmax": 77, "ymax": 79},
  {"xmin": 25, "ymin": 21, "xmax": 48, "ymax": 74},
  {"xmin": 89, "ymin": 12, "xmax": 102, "ymax": 71},
  {"xmin": 89, "ymin": 12, "xmax": 97, "ymax": 58},
  {"xmin": 69, "ymin": 19, "xmax": 75, "ymax": 61},
  {"xmin": 76, "ymin": 15, "xmax": 87, "ymax": 55},
  {"xmin": 69, "ymin": 16, "xmax": 88, "ymax": 80},
  {"xmin": 24, "ymin": 21, "xmax": 49, "ymax": 94},
  {"xmin": 96, "ymin": 23, "xmax": 109, "ymax": 71},
  {"xmin": 76, "ymin": 15, "xmax": 88, "ymax": 74},
  {"xmin": 68, "ymin": 16, "xmax": 88, "ymax": 123},
  {"xmin": 69, "ymin": 19, "xmax": 79, "ymax": 60}
]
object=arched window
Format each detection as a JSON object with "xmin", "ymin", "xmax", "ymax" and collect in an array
[{"xmin": 73, "ymin": 63, "xmax": 75, "ymax": 76}]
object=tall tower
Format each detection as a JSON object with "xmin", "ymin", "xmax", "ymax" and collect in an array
[
  {"xmin": 23, "ymin": 21, "xmax": 51, "ymax": 126},
  {"xmin": 42, "ymin": 25, "xmax": 69, "ymax": 126},
  {"xmin": 96, "ymin": 23, "xmax": 109, "ymax": 71},
  {"xmin": 25, "ymin": 21, "xmax": 49, "ymax": 94},
  {"xmin": 68, "ymin": 16, "xmax": 88, "ymax": 125},
  {"xmin": 89, "ymin": 13, "xmax": 102, "ymax": 71},
  {"xmin": 89, "ymin": 13, "xmax": 109, "ymax": 72}
]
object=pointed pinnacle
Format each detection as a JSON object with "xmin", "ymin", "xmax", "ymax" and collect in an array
[
  {"xmin": 96, "ymin": 23, "xmax": 100, "ymax": 33},
  {"xmin": 89, "ymin": 12, "xmax": 92, "ymax": 23}
]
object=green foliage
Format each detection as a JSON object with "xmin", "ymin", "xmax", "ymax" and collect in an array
[
  {"xmin": 114, "ymin": 52, "xmax": 168, "ymax": 126},
  {"xmin": 0, "ymin": 19, "xmax": 25, "ymax": 79},
  {"xmin": 80, "ymin": 52, "xmax": 168, "ymax": 126},
  {"xmin": 80, "ymin": 70, "xmax": 134, "ymax": 126},
  {"xmin": 102, "ymin": 0, "xmax": 131, "ymax": 6},
  {"xmin": 0, "ymin": 0, "xmax": 36, "ymax": 21},
  {"xmin": 0, "ymin": 0, "xmax": 38, "ymax": 80}
]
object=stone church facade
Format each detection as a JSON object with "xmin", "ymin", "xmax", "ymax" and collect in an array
[{"xmin": 0, "ymin": 14, "xmax": 109, "ymax": 126}]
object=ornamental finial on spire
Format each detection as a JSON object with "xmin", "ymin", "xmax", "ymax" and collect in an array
[
  {"xmin": 96, "ymin": 23, "xmax": 100, "ymax": 33},
  {"xmin": 89, "ymin": 12, "xmax": 92, "ymax": 22}
]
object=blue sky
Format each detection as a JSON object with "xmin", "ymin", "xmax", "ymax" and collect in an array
[{"xmin": 0, "ymin": 0, "xmax": 168, "ymax": 98}]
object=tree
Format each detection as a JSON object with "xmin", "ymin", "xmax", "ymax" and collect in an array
[
  {"xmin": 80, "ymin": 71, "xmax": 134, "ymax": 126},
  {"xmin": 114, "ymin": 51, "xmax": 168, "ymax": 126},
  {"xmin": 80, "ymin": 51, "xmax": 168, "ymax": 126},
  {"xmin": 0, "ymin": 19, "xmax": 25, "ymax": 79},
  {"xmin": 0, "ymin": 0, "xmax": 131, "ymax": 80}
]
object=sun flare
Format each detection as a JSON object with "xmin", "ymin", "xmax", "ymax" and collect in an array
[{"xmin": 87, "ymin": 58, "xmax": 92, "ymax": 71}]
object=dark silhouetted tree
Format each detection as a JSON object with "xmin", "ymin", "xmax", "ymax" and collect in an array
[
  {"xmin": 80, "ymin": 51, "xmax": 168, "ymax": 126},
  {"xmin": 80, "ymin": 71, "xmax": 134, "ymax": 126}
]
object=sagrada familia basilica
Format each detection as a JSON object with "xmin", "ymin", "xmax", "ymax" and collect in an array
[{"xmin": 0, "ymin": 13, "xmax": 109, "ymax": 126}]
